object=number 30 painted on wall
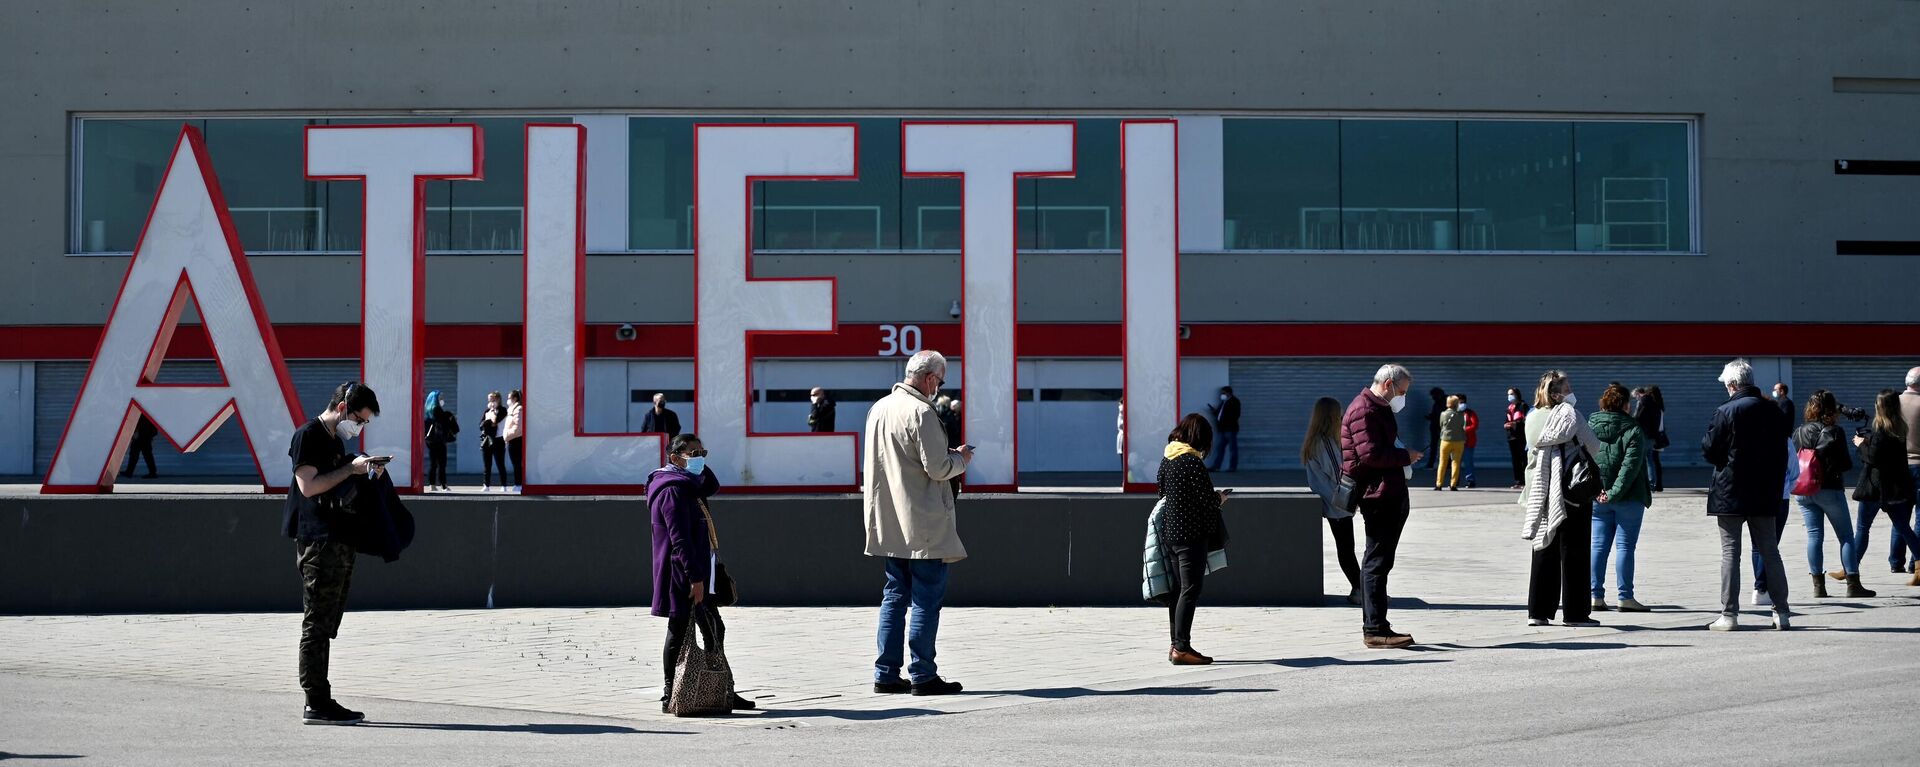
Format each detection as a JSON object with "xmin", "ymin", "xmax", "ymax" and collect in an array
[{"xmin": 877, "ymin": 324, "xmax": 922, "ymax": 357}]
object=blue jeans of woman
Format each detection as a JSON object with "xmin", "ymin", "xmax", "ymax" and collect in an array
[
  {"xmin": 1797, "ymin": 489, "xmax": 1858, "ymax": 575},
  {"xmin": 1590, "ymin": 501, "xmax": 1645, "ymax": 601},
  {"xmin": 1855, "ymin": 497, "xmax": 1920, "ymax": 573},
  {"xmin": 1752, "ymin": 499, "xmax": 1792, "ymax": 591}
]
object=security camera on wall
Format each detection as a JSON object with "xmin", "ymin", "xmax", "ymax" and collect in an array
[{"xmin": 615, "ymin": 323, "xmax": 637, "ymax": 342}]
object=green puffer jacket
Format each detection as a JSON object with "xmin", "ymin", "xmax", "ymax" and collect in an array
[{"xmin": 1588, "ymin": 410, "xmax": 1652, "ymax": 507}]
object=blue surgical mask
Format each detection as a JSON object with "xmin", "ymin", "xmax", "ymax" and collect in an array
[{"xmin": 684, "ymin": 456, "xmax": 706, "ymax": 475}]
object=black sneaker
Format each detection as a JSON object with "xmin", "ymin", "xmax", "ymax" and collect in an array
[
  {"xmin": 729, "ymin": 693, "xmax": 757, "ymax": 710},
  {"xmin": 873, "ymin": 678, "xmax": 912, "ymax": 694},
  {"xmin": 302, "ymin": 700, "xmax": 365, "ymax": 726},
  {"xmin": 910, "ymin": 677, "xmax": 963, "ymax": 696}
]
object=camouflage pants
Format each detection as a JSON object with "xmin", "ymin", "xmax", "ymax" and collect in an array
[{"xmin": 297, "ymin": 540, "xmax": 356, "ymax": 702}]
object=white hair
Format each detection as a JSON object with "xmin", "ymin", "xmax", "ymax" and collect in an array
[
  {"xmin": 904, "ymin": 350, "xmax": 947, "ymax": 380},
  {"xmin": 1719, "ymin": 359, "xmax": 1754, "ymax": 388},
  {"xmin": 1373, "ymin": 364, "xmax": 1411, "ymax": 386},
  {"xmin": 1907, "ymin": 367, "xmax": 1920, "ymax": 389}
]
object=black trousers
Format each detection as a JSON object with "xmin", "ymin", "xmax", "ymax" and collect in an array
[
  {"xmin": 426, "ymin": 441, "xmax": 449, "ymax": 487},
  {"xmin": 481, "ymin": 440, "xmax": 508, "ymax": 485},
  {"xmin": 1327, "ymin": 516, "xmax": 1361, "ymax": 592},
  {"xmin": 297, "ymin": 540, "xmax": 355, "ymax": 705},
  {"xmin": 122, "ymin": 436, "xmax": 156, "ymax": 476},
  {"xmin": 506, "ymin": 438, "xmax": 525, "ymax": 486},
  {"xmin": 1164, "ymin": 543, "xmax": 1206, "ymax": 650},
  {"xmin": 1359, "ymin": 500, "xmax": 1410, "ymax": 635},
  {"xmin": 1528, "ymin": 502, "xmax": 1594, "ymax": 622},
  {"xmin": 663, "ymin": 606, "xmax": 724, "ymax": 689},
  {"xmin": 1507, "ymin": 439, "xmax": 1527, "ymax": 485}
]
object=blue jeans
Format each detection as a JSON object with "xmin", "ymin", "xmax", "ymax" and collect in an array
[
  {"xmin": 1209, "ymin": 431, "xmax": 1239, "ymax": 472},
  {"xmin": 1590, "ymin": 501, "xmax": 1646, "ymax": 600},
  {"xmin": 1798, "ymin": 489, "xmax": 1858, "ymax": 575},
  {"xmin": 1752, "ymin": 499, "xmax": 1792, "ymax": 591},
  {"xmin": 875, "ymin": 557, "xmax": 948, "ymax": 684},
  {"xmin": 1855, "ymin": 496, "xmax": 1920, "ymax": 572},
  {"xmin": 1462, "ymin": 445, "xmax": 1477, "ymax": 485}
]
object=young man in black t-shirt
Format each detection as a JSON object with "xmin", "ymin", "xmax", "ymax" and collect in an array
[{"xmin": 284, "ymin": 381, "xmax": 382, "ymax": 725}]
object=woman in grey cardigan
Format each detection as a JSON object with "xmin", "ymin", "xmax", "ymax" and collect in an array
[
  {"xmin": 1302, "ymin": 397, "xmax": 1361, "ymax": 604},
  {"xmin": 1520, "ymin": 370, "xmax": 1604, "ymax": 627}
]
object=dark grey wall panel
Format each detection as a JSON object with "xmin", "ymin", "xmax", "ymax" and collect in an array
[{"xmin": 0, "ymin": 493, "xmax": 1323, "ymax": 613}]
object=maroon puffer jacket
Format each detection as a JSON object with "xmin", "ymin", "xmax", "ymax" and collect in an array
[{"xmin": 1341, "ymin": 389, "xmax": 1412, "ymax": 506}]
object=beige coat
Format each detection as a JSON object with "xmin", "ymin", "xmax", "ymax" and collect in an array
[{"xmin": 863, "ymin": 382, "xmax": 969, "ymax": 562}]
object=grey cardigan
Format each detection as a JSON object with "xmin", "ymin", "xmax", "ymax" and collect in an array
[{"xmin": 1303, "ymin": 435, "xmax": 1351, "ymax": 520}]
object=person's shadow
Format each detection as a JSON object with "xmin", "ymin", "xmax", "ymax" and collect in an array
[
  {"xmin": 361, "ymin": 722, "xmax": 689, "ymax": 735},
  {"xmin": 0, "ymin": 754, "xmax": 86, "ymax": 761}
]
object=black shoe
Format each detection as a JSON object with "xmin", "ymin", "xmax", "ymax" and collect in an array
[
  {"xmin": 910, "ymin": 677, "xmax": 964, "ymax": 696},
  {"xmin": 729, "ymin": 693, "xmax": 757, "ymax": 710},
  {"xmin": 873, "ymin": 678, "xmax": 912, "ymax": 694},
  {"xmin": 302, "ymin": 700, "xmax": 365, "ymax": 726}
]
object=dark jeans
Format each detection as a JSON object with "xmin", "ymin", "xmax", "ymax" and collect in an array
[
  {"xmin": 1327, "ymin": 516, "xmax": 1361, "ymax": 592},
  {"xmin": 121, "ymin": 436, "xmax": 156, "ymax": 476},
  {"xmin": 1165, "ymin": 543, "xmax": 1207, "ymax": 650},
  {"xmin": 1208, "ymin": 431, "xmax": 1239, "ymax": 472},
  {"xmin": 426, "ymin": 441, "xmax": 449, "ymax": 487},
  {"xmin": 481, "ymin": 440, "xmax": 508, "ymax": 485},
  {"xmin": 1507, "ymin": 439, "xmax": 1527, "ymax": 485},
  {"xmin": 875, "ymin": 557, "xmax": 949, "ymax": 684},
  {"xmin": 1647, "ymin": 449, "xmax": 1664, "ymax": 489},
  {"xmin": 297, "ymin": 540, "xmax": 356, "ymax": 705},
  {"xmin": 1527, "ymin": 502, "xmax": 1593, "ymax": 622},
  {"xmin": 506, "ymin": 437, "xmax": 525, "ymax": 487},
  {"xmin": 1751, "ymin": 498, "xmax": 1792, "ymax": 591},
  {"xmin": 1358, "ymin": 500, "xmax": 1410, "ymax": 634},
  {"xmin": 1855, "ymin": 497, "xmax": 1920, "ymax": 573},
  {"xmin": 663, "ymin": 606, "xmax": 724, "ymax": 689}
]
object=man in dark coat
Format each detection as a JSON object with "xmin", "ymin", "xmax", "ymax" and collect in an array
[
  {"xmin": 642, "ymin": 393, "xmax": 682, "ymax": 438},
  {"xmin": 808, "ymin": 387, "xmax": 836, "ymax": 432},
  {"xmin": 1208, "ymin": 386, "xmax": 1241, "ymax": 472},
  {"xmin": 1340, "ymin": 364, "xmax": 1422, "ymax": 649},
  {"xmin": 121, "ymin": 413, "xmax": 160, "ymax": 478},
  {"xmin": 1771, "ymin": 383, "xmax": 1794, "ymax": 422},
  {"xmin": 1703, "ymin": 359, "xmax": 1793, "ymax": 631},
  {"xmin": 1421, "ymin": 387, "xmax": 1446, "ymax": 469}
]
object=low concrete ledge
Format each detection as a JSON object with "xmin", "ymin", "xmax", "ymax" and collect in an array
[{"xmin": 0, "ymin": 493, "xmax": 1323, "ymax": 614}]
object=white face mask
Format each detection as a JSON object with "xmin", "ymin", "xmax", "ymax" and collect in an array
[
  {"xmin": 1562, "ymin": 392, "xmax": 1578, "ymax": 407},
  {"xmin": 1456, "ymin": 404, "xmax": 1467, "ymax": 412},
  {"xmin": 335, "ymin": 417, "xmax": 364, "ymax": 441},
  {"xmin": 1389, "ymin": 394, "xmax": 1407, "ymax": 413},
  {"xmin": 1507, "ymin": 395, "xmax": 1517, "ymax": 403},
  {"xmin": 1220, "ymin": 393, "xmax": 1230, "ymax": 402}
]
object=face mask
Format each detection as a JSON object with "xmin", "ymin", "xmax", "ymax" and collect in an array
[
  {"xmin": 1389, "ymin": 394, "xmax": 1407, "ymax": 413},
  {"xmin": 1456, "ymin": 404, "xmax": 1467, "ymax": 412},
  {"xmin": 684, "ymin": 456, "xmax": 706, "ymax": 475},
  {"xmin": 335, "ymin": 417, "xmax": 364, "ymax": 441},
  {"xmin": 1562, "ymin": 393, "xmax": 1578, "ymax": 407},
  {"xmin": 1220, "ymin": 394, "xmax": 1230, "ymax": 402},
  {"xmin": 1507, "ymin": 395, "xmax": 1517, "ymax": 404}
]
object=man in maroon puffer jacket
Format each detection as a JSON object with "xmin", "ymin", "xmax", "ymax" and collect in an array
[{"xmin": 1341, "ymin": 363, "xmax": 1422, "ymax": 649}]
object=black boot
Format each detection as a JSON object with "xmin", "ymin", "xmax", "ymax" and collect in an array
[{"xmin": 1811, "ymin": 572, "xmax": 1830, "ymax": 599}]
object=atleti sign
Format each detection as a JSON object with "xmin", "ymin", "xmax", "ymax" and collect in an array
[{"xmin": 42, "ymin": 120, "xmax": 1181, "ymax": 494}]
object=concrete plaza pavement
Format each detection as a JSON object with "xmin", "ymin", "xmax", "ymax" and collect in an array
[{"xmin": 4, "ymin": 488, "xmax": 1919, "ymax": 765}]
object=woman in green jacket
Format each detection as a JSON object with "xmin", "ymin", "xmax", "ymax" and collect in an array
[{"xmin": 1589, "ymin": 382, "xmax": 1653, "ymax": 612}]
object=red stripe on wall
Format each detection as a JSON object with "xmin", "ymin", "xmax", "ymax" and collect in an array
[{"xmin": 4, "ymin": 323, "xmax": 1919, "ymax": 360}]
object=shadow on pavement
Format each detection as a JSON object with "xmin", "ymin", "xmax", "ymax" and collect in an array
[
  {"xmin": 0, "ymin": 754, "xmax": 86, "ymax": 761},
  {"xmin": 1217, "ymin": 656, "xmax": 1451, "ymax": 668},
  {"xmin": 967, "ymin": 686, "xmax": 1276, "ymax": 699},
  {"xmin": 744, "ymin": 707, "xmax": 947, "ymax": 721},
  {"xmin": 361, "ymin": 722, "xmax": 689, "ymax": 735}
]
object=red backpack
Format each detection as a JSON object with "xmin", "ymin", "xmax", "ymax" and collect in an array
[{"xmin": 1792, "ymin": 446, "xmax": 1822, "ymax": 496}]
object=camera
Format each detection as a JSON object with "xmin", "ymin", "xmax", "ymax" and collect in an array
[
  {"xmin": 1836, "ymin": 403, "xmax": 1868, "ymax": 422},
  {"xmin": 614, "ymin": 323, "xmax": 637, "ymax": 342}
]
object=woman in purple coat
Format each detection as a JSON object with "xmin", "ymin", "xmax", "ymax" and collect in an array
[{"xmin": 648, "ymin": 433, "xmax": 753, "ymax": 712}]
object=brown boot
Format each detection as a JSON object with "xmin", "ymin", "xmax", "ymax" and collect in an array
[
  {"xmin": 1168, "ymin": 646, "xmax": 1213, "ymax": 665},
  {"xmin": 1811, "ymin": 573, "xmax": 1830, "ymax": 598},
  {"xmin": 1846, "ymin": 574, "xmax": 1878, "ymax": 598},
  {"xmin": 1910, "ymin": 570, "xmax": 1920, "ymax": 588},
  {"xmin": 1828, "ymin": 570, "xmax": 1847, "ymax": 581}
]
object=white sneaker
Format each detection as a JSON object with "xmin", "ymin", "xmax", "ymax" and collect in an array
[
  {"xmin": 1752, "ymin": 589, "xmax": 1771, "ymax": 607},
  {"xmin": 1772, "ymin": 611, "xmax": 1791, "ymax": 631},
  {"xmin": 482, "ymin": 484, "xmax": 492, "ymax": 492},
  {"xmin": 1708, "ymin": 614, "xmax": 1739, "ymax": 632},
  {"xmin": 1526, "ymin": 617, "xmax": 1549, "ymax": 627}
]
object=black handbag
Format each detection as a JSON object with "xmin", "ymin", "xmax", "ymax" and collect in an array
[
  {"xmin": 1333, "ymin": 472, "xmax": 1363, "ymax": 513},
  {"xmin": 1563, "ymin": 444, "xmax": 1603, "ymax": 504},
  {"xmin": 711, "ymin": 562, "xmax": 739, "ymax": 607}
]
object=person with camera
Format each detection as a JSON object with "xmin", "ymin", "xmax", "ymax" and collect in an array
[
  {"xmin": 284, "ymin": 381, "xmax": 385, "ymax": 725},
  {"xmin": 1852, "ymin": 388, "xmax": 1920, "ymax": 587},
  {"xmin": 1793, "ymin": 390, "xmax": 1873, "ymax": 598},
  {"xmin": 477, "ymin": 391, "xmax": 508, "ymax": 491}
]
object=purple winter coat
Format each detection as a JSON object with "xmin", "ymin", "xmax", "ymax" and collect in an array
[
  {"xmin": 647, "ymin": 464, "xmax": 720, "ymax": 618},
  {"xmin": 1341, "ymin": 388, "xmax": 1412, "ymax": 507}
]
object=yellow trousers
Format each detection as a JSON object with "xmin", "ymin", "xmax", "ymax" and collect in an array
[{"xmin": 1436, "ymin": 440, "xmax": 1467, "ymax": 488}]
